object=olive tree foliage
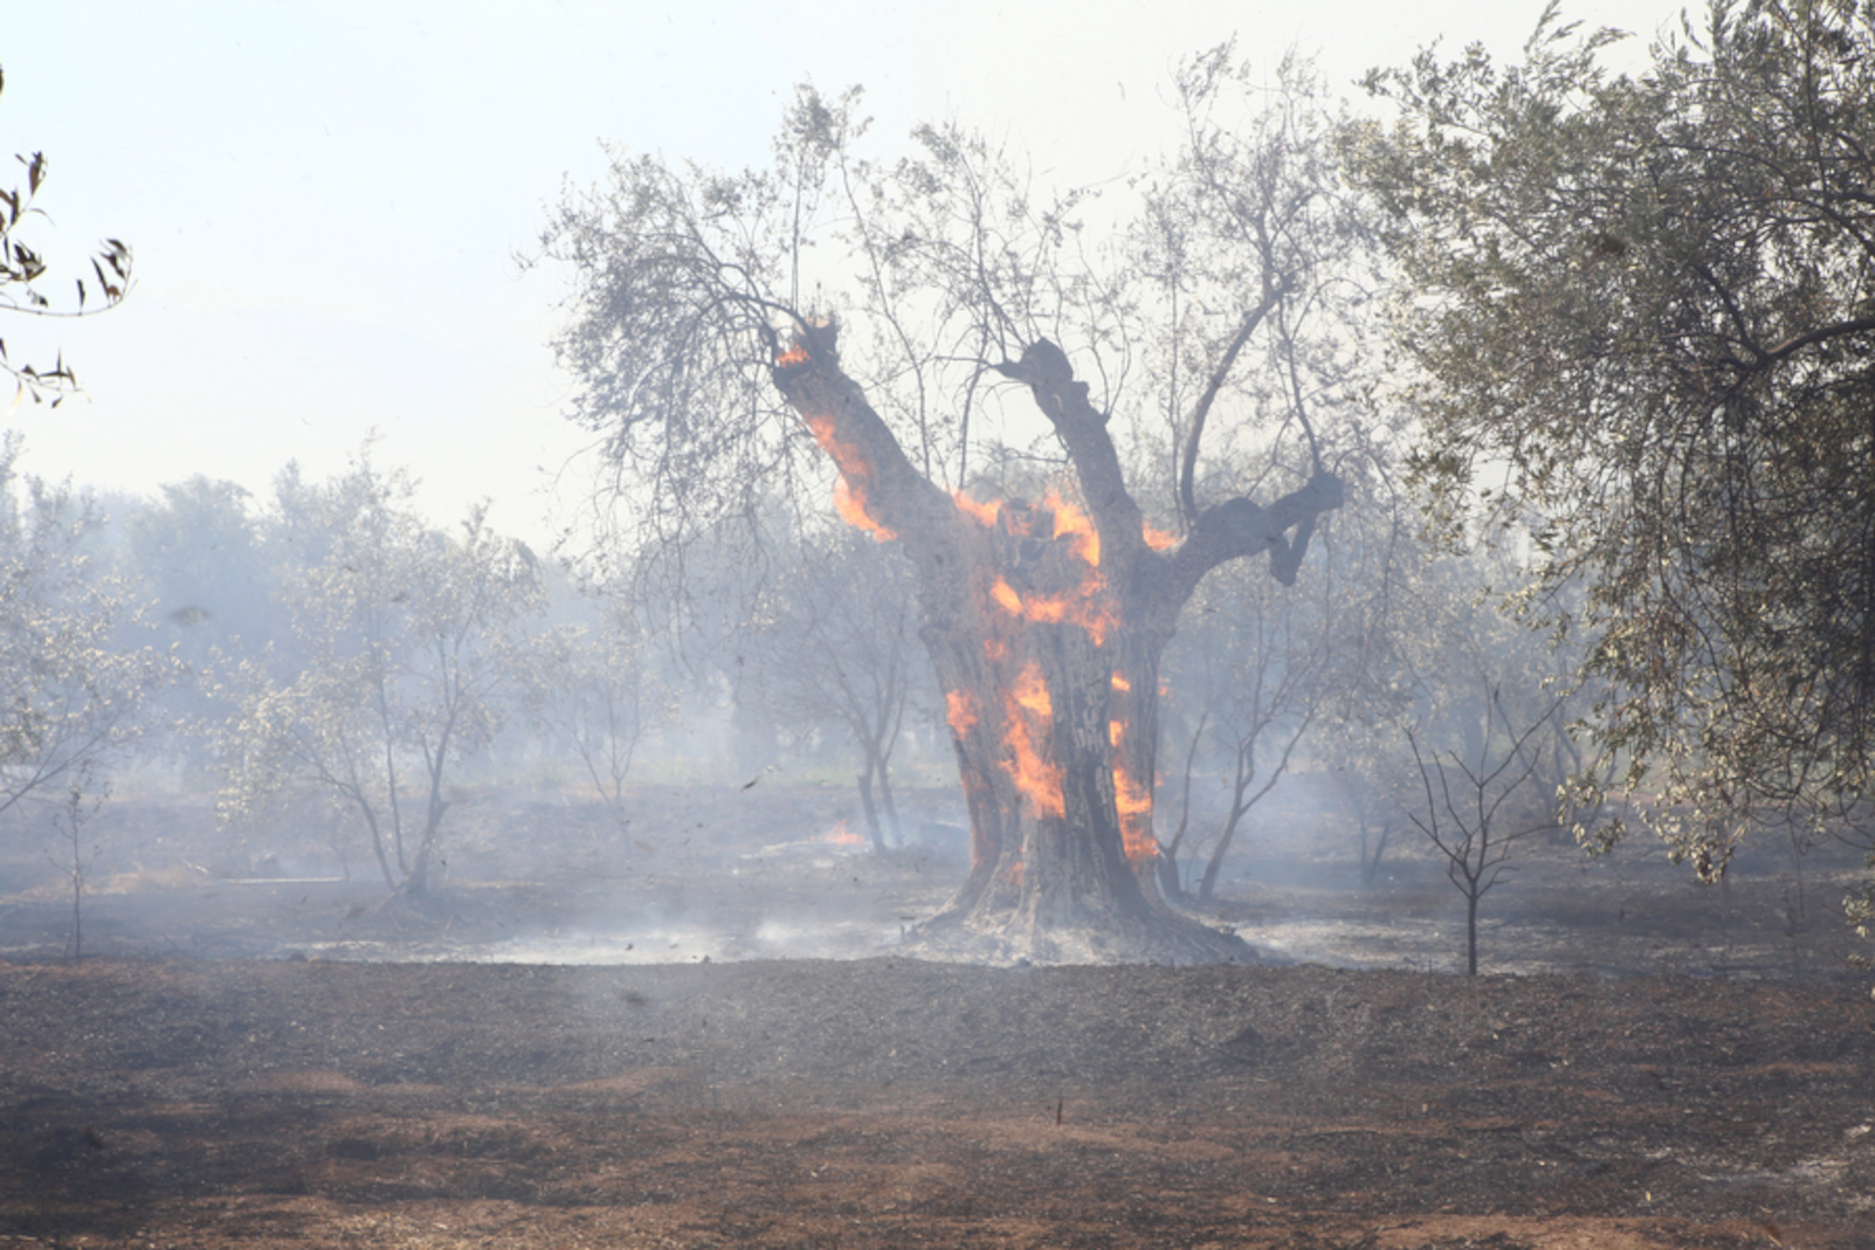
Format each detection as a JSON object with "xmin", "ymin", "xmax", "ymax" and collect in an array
[
  {"xmin": 542, "ymin": 51, "xmax": 1367, "ymax": 578},
  {"xmin": 217, "ymin": 455, "xmax": 546, "ymax": 897},
  {"xmin": 0, "ymin": 433, "xmax": 172, "ymax": 822},
  {"xmin": 0, "ymin": 66, "xmax": 132, "ymax": 404},
  {"xmin": 1344, "ymin": 0, "xmax": 1875, "ymax": 879}
]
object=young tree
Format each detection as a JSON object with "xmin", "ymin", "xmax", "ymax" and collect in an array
[
  {"xmin": 743, "ymin": 527, "xmax": 929, "ymax": 852},
  {"xmin": 1157, "ymin": 555, "xmax": 1331, "ymax": 901},
  {"xmin": 0, "ymin": 437, "xmax": 172, "ymax": 958},
  {"xmin": 1405, "ymin": 685, "xmax": 1564, "ymax": 976},
  {"xmin": 0, "ymin": 435, "xmax": 170, "ymax": 821},
  {"xmin": 52, "ymin": 765, "xmax": 105, "ymax": 959},
  {"xmin": 1347, "ymin": 538, "xmax": 1594, "ymax": 973},
  {"xmin": 0, "ymin": 65, "xmax": 132, "ymax": 403},
  {"xmin": 527, "ymin": 608, "xmax": 671, "ymax": 832},
  {"xmin": 543, "ymin": 56, "xmax": 1368, "ymax": 962},
  {"xmin": 219, "ymin": 454, "xmax": 546, "ymax": 897},
  {"xmin": 1345, "ymin": 1, "xmax": 1875, "ymax": 879}
]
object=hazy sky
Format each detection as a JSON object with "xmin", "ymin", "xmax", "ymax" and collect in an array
[{"xmin": 5, "ymin": 1, "xmax": 1683, "ymax": 548}]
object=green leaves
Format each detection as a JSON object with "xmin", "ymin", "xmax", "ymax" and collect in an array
[
  {"xmin": 1349, "ymin": 0, "xmax": 1875, "ymax": 875},
  {"xmin": 1, "ymin": 70, "xmax": 132, "ymax": 403},
  {"xmin": 219, "ymin": 452, "xmax": 549, "ymax": 896},
  {"xmin": 0, "ymin": 433, "xmax": 176, "ymax": 818}
]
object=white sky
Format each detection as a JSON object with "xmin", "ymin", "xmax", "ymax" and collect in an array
[{"xmin": 4, "ymin": 1, "xmax": 1684, "ymax": 548}]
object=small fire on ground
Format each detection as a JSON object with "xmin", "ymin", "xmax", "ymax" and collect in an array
[{"xmin": 823, "ymin": 820, "xmax": 867, "ymax": 848}]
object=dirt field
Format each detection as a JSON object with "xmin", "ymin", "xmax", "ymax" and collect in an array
[
  {"xmin": 4, "ymin": 958, "xmax": 1873, "ymax": 1248},
  {"xmin": 3, "ymin": 785, "xmax": 1874, "ymax": 1247}
]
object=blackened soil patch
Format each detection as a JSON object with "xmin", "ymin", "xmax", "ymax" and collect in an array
[{"xmin": 2, "ymin": 958, "xmax": 1872, "ymax": 1247}]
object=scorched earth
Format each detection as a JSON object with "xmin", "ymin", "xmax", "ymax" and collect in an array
[{"xmin": 2, "ymin": 785, "xmax": 1873, "ymax": 1248}]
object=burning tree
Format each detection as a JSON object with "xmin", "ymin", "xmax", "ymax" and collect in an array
[{"xmin": 544, "ymin": 54, "xmax": 1364, "ymax": 961}]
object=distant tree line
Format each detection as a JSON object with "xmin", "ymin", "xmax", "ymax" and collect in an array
[{"xmin": 0, "ymin": 419, "xmax": 1605, "ymax": 972}]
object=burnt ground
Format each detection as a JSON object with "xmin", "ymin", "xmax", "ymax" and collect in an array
[{"xmin": 2, "ymin": 783, "xmax": 1874, "ymax": 1247}]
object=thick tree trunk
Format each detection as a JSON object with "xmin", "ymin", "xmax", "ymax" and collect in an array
[{"xmin": 770, "ymin": 326, "xmax": 1341, "ymax": 963}]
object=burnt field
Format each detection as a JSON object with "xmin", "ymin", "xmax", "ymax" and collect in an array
[{"xmin": 3, "ymin": 784, "xmax": 1874, "ymax": 1247}]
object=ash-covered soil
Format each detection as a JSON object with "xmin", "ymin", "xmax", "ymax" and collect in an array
[
  {"xmin": 2, "ymin": 782, "xmax": 1869, "ymax": 978},
  {"xmin": 3, "ymin": 784, "xmax": 1875, "ymax": 1245},
  {"xmin": 3, "ymin": 958, "xmax": 1873, "ymax": 1248}
]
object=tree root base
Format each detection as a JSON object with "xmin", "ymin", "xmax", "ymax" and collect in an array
[{"xmin": 903, "ymin": 907, "xmax": 1281, "ymax": 967}]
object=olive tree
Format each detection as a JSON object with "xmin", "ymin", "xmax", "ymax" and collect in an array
[
  {"xmin": 219, "ymin": 454, "xmax": 546, "ymax": 897},
  {"xmin": 0, "ymin": 435, "xmax": 170, "ymax": 820},
  {"xmin": 542, "ymin": 53, "xmax": 1372, "ymax": 961},
  {"xmin": 526, "ymin": 608, "xmax": 672, "ymax": 832},
  {"xmin": 1157, "ymin": 549, "xmax": 1332, "ymax": 902},
  {"xmin": 0, "ymin": 436, "xmax": 173, "ymax": 956},
  {"xmin": 1345, "ymin": 0, "xmax": 1875, "ymax": 881},
  {"xmin": 740, "ymin": 527, "xmax": 930, "ymax": 852}
]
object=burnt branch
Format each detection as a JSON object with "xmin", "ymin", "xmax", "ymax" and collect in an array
[
  {"xmin": 1171, "ymin": 471, "xmax": 1346, "ymax": 596},
  {"xmin": 1177, "ymin": 278, "xmax": 1292, "ymax": 526},
  {"xmin": 993, "ymin": 339, "xmax": 1146, "ymax": 564},
  {"xmin": 767, "ymin": 321, "xmax": 957, "ymax": 553}
]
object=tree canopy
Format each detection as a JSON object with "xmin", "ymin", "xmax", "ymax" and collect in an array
[
  {"xmin": 542, "ymin": 58, "xmax": 1366, "ymax": 571},
  {"xmin": 1345, "ymin": 0, "xmax": 1875, "ymax": 872}
]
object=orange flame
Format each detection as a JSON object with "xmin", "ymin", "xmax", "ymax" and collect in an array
[
  {"xmin": 1051, "ymin": 500, "xmax": 1101, "ymax": 567},
  {"xmin": 954, "ymin": 491, "xmax": 1139, "ymax": 837},
  {"xmin": 954, "ymin": 489, "xmax": 1102, "ymax": 568},
  {"xmin": 1109, "ymin": 679, "xmax": 1156, "ymax": 862},
  {"xmin": 945, "ymin": 688, "xmax": 979, "ymax": 739},
  {"xmin": 776, "ymin": 345, "xmax": 809, "ymax": 367},
  {"xmin": 1142, "ymin": 520, "xmax": 1179, "ymax": 552},
  {"xmin": 805, "ymin": 413, "xmax": 895, "ymax": 541},
  {"xmin": 1001, "ymin": 661, "xmax": 1065, "ymax": 820},
  {"xmin": 825, "ymin": 819, "xmax": 866, "ymax": 847},
  {"xmin": 953, "ymin": 491, "xmax": 1001, "ymax": 527},
  {"xmin": 1013, "ymin": 663, "xmax": 1052, "ymax": 717},
  {"xmin": 983, "ymin": 566, "xmax": 1118, "ymax": 646},
  {"xmin": 1113, "ymin": 760, "xmax": 1156, "ymax": 862},
  {"xmin": 833, "ymin": 478, "xmax": 892, "ymax": 539}
]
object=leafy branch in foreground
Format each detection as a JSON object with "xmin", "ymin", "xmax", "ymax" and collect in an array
[{"xmin": 0, "ymin": 65, "xmax": 133, "ymax": 406}]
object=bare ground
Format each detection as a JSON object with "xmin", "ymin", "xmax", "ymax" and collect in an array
[
  {"xmin": 2, "ymin": 784, "xmax": 1873, "ymax": 1247},
  {"xmin": 4, "ymin": 958, "xmax": 1874, "ymax": 1248}
]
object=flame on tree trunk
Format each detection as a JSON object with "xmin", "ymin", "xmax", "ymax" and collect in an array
[{"xmin": 771, "ymin": 323, "xmax": 1343, "ymax": 961}]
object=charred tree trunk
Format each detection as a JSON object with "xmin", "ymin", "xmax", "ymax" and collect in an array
[{"xmin": 770, "ymin": 326, "xmax": 1342, "ymax": 963}]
